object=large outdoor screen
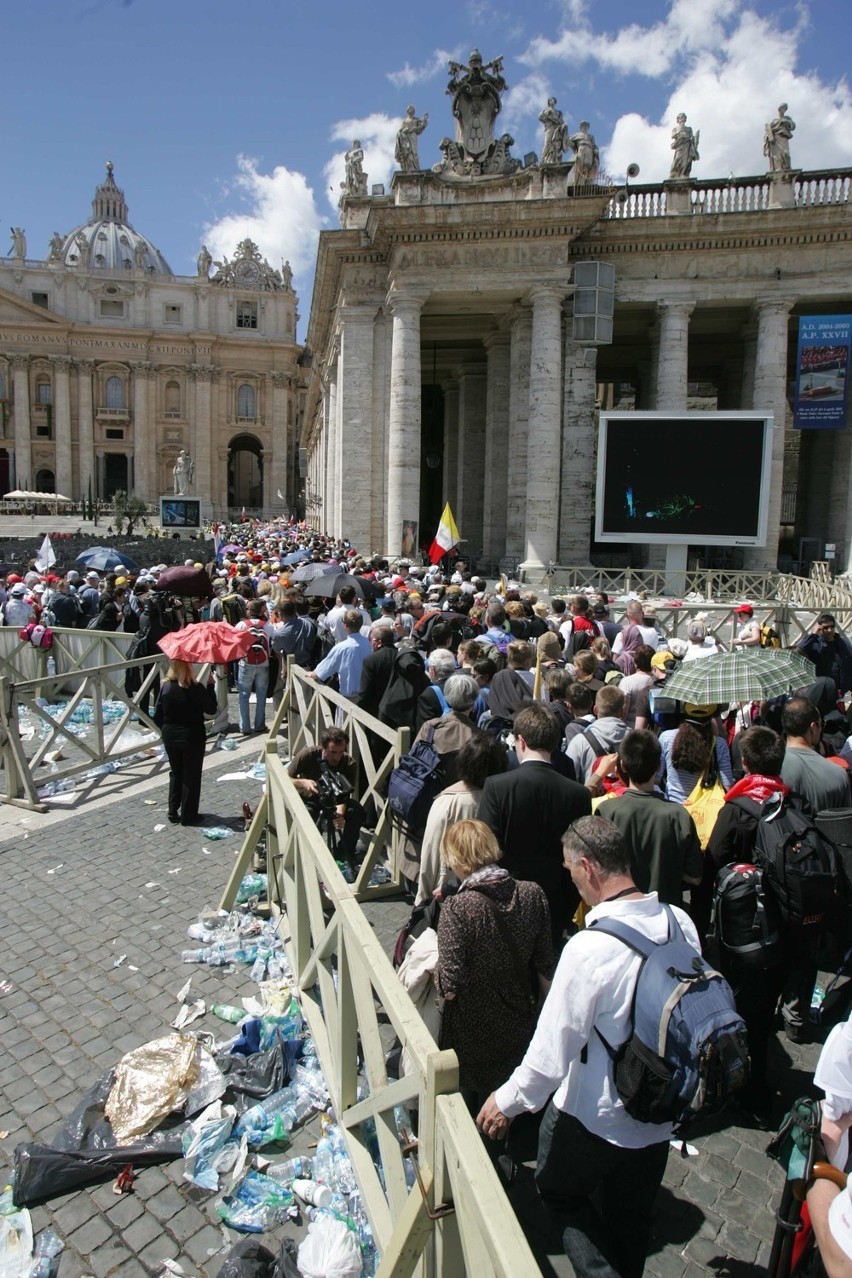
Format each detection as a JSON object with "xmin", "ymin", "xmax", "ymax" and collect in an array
[
  {"xmin": 160, "ymin": 498, "xmax": 202, "ymax": 528},
  {"xmin": 595, "ymin": 412, "xmax": 773, "ymax": 546}
]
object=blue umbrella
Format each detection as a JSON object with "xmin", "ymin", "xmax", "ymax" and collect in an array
[
  {"xmin": 76, "ymin": 546, "xmax": 140, "ymax": 573},
  {"xmin": 282, "ymin": 549, "xmax": 311, "ymax": 566}
]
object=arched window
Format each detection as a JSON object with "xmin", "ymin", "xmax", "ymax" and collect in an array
[
  {"xmin": 105, "ymin": 376, "xmax": 125, "ymax": 409},
  {"xmin": 36, "ymin": 375, "xmax": 52, "ymax": 406},
  {"xmin": 165, "ymin": 380, "xmax": 181, "ymax": 416},
  {"xmin": 237, "ymin": 383, "xmax": 256, "ymax": 420}
]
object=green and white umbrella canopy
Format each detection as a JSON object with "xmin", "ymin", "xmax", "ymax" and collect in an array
[{"xmin": 662, "ymin": 648, "xmax": 816, "ymax": 705}]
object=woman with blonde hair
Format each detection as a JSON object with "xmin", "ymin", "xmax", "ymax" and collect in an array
[
  {"xmin": 154, "ymin": 659, "xmax": 217, "ymax": 826},
  {"xmin": 436, "ymin": 819, "xmax": 554, "ymax": 1116}
]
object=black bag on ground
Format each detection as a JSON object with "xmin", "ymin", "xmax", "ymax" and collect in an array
[
  {"xmin": 387, "ymin": 723, "xmax": 445, "ymax": 836},
  {"xmin": 731, "ymin": 792, "xmax": 843, "ymax": 931},
  {"xmin": 713, "ymin": 862, "xmax": 782, "ymax": 969}
]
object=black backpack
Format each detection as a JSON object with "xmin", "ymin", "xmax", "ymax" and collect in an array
[
  {"xmin": 730, "ymin": 793, "xmax": 843, "ymax": 931},
  {"xmin": 387, "ymin": 724, "xmax": 445, "ymax": 836},
  {"xmin": 712, "ymin": 862, "xmax": 783, "ymax": 969}
]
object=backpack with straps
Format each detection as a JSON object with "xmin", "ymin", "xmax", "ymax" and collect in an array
[
  {"xmin": 759, "ymin": 623, "xmax": 782, "ymax": 649},
  {"xmin": 387, "ymin": 723, "xmax": 446, "ymax": 836},
  {"xmin": 220, "ymin": 592, "xmax": 244, "ymax": 627},
  {"xmin": 588, "ymin": 905, "xmax": 749, "ymax": 1130},
  {"xmin": 712, "ymin": 862, "xmax": 783, "ymax": 969},
  {"xmin": 244, "ymin": 624, "xmax": 270, "ymax": 666},
  {"xmin": 730, "ymin": 792, "xmax": 843, "ymax": 931}
]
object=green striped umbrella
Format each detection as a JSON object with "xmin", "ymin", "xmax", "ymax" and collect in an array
[{"xmin": 662, "ymin": 648, "xmax": 816, "ymax": 704}]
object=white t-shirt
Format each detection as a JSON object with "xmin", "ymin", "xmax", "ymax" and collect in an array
[{"xmin": 613, "ymin": 623, "xmax": 659, "ymax": 654}]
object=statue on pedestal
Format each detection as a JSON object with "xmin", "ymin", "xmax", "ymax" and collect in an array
[
  {"xmin": 669, "ymin": 113, "xmax": 700, "ymax": 178},
  {"xmin": 342, "ymin": 141, "xmax": 368, "ymax": 197},
  {"xmin": 281, "ymin": 260, "xmax": 293, "ymax": 290},
  {"xmin": 173, "ymin": 449, "xmax": 194, "ymax": 496},
  {"xmin": 74, "ymin": 233, "xmax": 91, "ymax": 267},
  {"xmin": 570, "ymin": 121, "xmax": 600, "ymax": 186},
  {"xmin": 9, "ymin": 227, "xmax": 26, "ymax": 259},
  {"xmin": 395, "ymin": 105, "xmax": 429, "ymax": 172},
  {"xmin": 764, "ymin": 104, "xmax": 796, "ymax": 172},
  {"xmin": 539, "ymin": 98, "xmax": 569, "ymax": 165},
  {"xmin": 47, "ymin": 232, "xmax": 64, "ymax": 264},
  {"xmin": 197, "ymin": 244, "xmax": 212, "ymax": 278}
]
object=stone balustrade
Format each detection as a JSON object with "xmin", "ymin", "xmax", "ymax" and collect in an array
[{"xmin": 605, "ymin": 168, "xmax": 852, "ymax": 219}]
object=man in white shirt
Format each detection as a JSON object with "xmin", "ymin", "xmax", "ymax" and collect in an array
[
  {"xmin": 324, "ymin": 585, "xmax": 371, "ymax": 643},
  {"xmin": 612, "ymin": 601, "xmax": 660, "ymax": 654},
  {"xmin": 477, "ymin": 815, "xmax": 700, "ymax": 1278}
]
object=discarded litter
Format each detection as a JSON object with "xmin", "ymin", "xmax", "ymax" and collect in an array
[
  {"xmin": 173, "ymin": 1001, "xmax": 206, "ymax": 1030},
  {"xmin": 153, "ymin": 824, "xmax": 166, "ymax": 833},
  {"xmin": 235, "ymin": 874, "xmax": 267, "ymax": 904},
  {"xmin": 0, "ymin": 1199, "xmax": 33, "ymax": 1278},
  {"xmin": 200, "ymin": 827, "xmax": 234, "ymax": 840},
  {"xmin": 113, "ymin": 956, "xmax": 127, "ymax": 968}
]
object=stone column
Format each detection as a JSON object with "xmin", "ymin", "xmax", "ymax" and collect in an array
[
  {"xmin": 746, "ymin": 299, "xmax": 791, "ymax": 570},
  {"xmin": 455, "ymin": 364, "xmax": 487, "ymax": 553},
  {"xmin": 482, "ymin": 332, "xmax": 511, "ymax": 565},
  {"xmin": 654, "ymin": 300, "xmax": 694, "ymax": 409},
  {"xmin": 270, "ymin": 372, "xmax": 289, "ymax": 513},
  {"xmin": 386, "ymin": 289, "xmax": 426, "ymax": 557},
  {"xmin": 371, "ymin": 310, "xmax": 391, "ymax": 550},
  {"xmin": 10, "ymin": 355, "xmax": 31, "ymax": 491},
  {"xmin": 51, "ymin": 356, "xmax": 73, "ymax": 499},
  {"xmin": 337, "ymin": 303, "xmax": 376, "ymax": 551},
  {"xmin": 193, "ymin": 365, "xmax": 214, "ymax": 509},
  {"xmin": 521, "ymin": 286, "xmax": 564, "ymax": 577},
  {"xmin": 75, "ymin": 359, "xmax": 95, "ymax": 502},
  {"xmin": 505, "ymin": 306, "xmax": 532, "ymax": 563},
  {"xmin": 558, "ymin": 340, "xmax": 598, "ymax": 564},
  {"xmin": 130, "ymin": 362, "xmax": 152, "ymax": 501},
  {"xmin": 441, "ymin": 378, "xmax": 459, "ymax": 514},
  {"xmin": 326, "ymin": 359, "xmax": 339, "ymax": 536}
]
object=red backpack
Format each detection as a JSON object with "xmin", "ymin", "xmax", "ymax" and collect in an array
[{"xmin": 244, "ymin": 624, "xmax": 270, "ymax": 665}]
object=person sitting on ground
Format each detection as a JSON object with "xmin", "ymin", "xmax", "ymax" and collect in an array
[
  {"xmin": 288, "ymin": 726, "xmax": 364, "ymax": 863},
  {"xmin": 567, "ymin": 684, "xmax": 629, "ymax": 783},
  {"xmin": 416, "ymin": 733, "xmax": 508, "ymax": 906},
  {"xmin": 658, "ymin": 704, "xmax": 733, "ymax": 803},
  {"xmin": 596, "ymin": 729, "xmax": 702, "ymax": 907}
]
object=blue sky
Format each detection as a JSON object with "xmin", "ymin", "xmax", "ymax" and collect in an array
[{"xmin": 3, "ymin": 0, "xmax": 851, "ymax": 331}]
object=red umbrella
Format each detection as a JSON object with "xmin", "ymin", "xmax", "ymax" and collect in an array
[{"xmin": 158, "ymin": 621, "xmax": 255, "ymax": 664}]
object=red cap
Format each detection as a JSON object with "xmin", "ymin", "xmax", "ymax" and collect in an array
[{"xmin": 734, "ymin": 604, "xmax": 754, "ymax": 615}]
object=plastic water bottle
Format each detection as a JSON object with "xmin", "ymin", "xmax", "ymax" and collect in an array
[
  {"xmin": 293, "ymin": 1179, "xmax": 333, "ymax": 1208},
  {"xmin": 234, "ymin": 1088, "xmax": 300, "ymax": 1136},
  {"xmin": 211, "ymin": 1003, "xmax": 245, "ymax": 1024},
  {"xmin": 181, "ymin": 948, "xmax": 211, "ymax": 964},
  {"xmin": 265, "ymin": 1156, "xmax": 313, "ymax": 1183},
  {"xmin": 30, "ymin": 1229, "xmax": 65, "ymax": 1278}
]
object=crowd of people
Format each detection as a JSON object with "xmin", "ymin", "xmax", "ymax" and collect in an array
[{"xmin": 7, "ymin": 521, "xmax": 852, "ymax": 1276}]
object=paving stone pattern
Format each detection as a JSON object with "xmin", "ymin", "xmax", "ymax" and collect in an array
[{"xmin": 0, "ymin": 744, "xmax": 829, "ymax": 1278}]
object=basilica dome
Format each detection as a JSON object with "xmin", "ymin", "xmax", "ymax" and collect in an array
[{"xmin": 53, "ymin": 162, "xmax": 173, "ymax": 276}]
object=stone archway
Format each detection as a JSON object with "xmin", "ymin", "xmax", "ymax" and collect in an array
[
  {"xmin": 228, "ymin": 433, "xmax": 263, "ymax": 510},
  {"xmin": 35, "ymin": 468, "xmax": 56, "ymax": 493}
]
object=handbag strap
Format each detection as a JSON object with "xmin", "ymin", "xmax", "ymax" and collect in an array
[{"xmin": 472, "ymin": 887, "xmax": 536, "ymax": 1009}]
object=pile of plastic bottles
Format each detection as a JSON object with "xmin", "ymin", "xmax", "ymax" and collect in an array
[{"xmin": 181, "ymin": 907, "xmax": 278, "ymax": 968}]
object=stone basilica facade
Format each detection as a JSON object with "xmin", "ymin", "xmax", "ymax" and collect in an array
[
  {"xmin": 0, "ymin": 164, "xmax": 303, "ymax": 517},
  {"xmin": 303, "ymin": 55, "xmax": 852, "ymax": 575}
]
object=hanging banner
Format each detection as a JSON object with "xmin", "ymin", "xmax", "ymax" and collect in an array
[{"xmin": 794, "ymin": 314, "xmax": 851, "ymax": 429}]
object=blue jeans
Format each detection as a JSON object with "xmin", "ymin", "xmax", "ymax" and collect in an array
[
  {"xmin": 535, "ymin": 1103, "xmax": 669, "ymax": 1278},
  {"xmin": 238, "ymin": 661, "xmax": 269, "ymax": 732}
]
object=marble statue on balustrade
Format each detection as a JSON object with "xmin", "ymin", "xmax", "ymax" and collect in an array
[
  {"xmin": 47, "ymin": 232, "xmax": 64, "ymax": 264},
  {"xmin": 570, "ymin": 121, "xmax": 600, "ymax": 186},
  {"xmin": 197, "ymin": 244, "xmax": 212, "ymax": 278},
  {"xmin": 9, "ymin": 227, "xmax": 26, "ymax": 259},
  {"xmin": 134, "ymin": 241, "xmax": 147, "ymax": 270},
  {"xmin": 669, "ymin": 113, "xmax": 700, "ymax": 178},
  {"xmin": 74, "ymin": 232, "xmax": 91, "ymax": 266},
  {"xmin": 764, "ymin": 104, "xmax": 796, "ymax": 172},
  {"xmin": 539, "ymin": 99, "xmax": 569, "ymax": 165},
  {"xmin": 395, "ymin": 105, "xmax": 429, "ymax": 172},
  {"xmin": 173, "ymin": 450, "xmax": 194, "ymax": 496},
  {"xmin": 341, "ymin": 141, "xmax": 368, "ymax": 197},
  {"xmin": 281, "ymin": 260, "xmax": 293, "ymax": 290},
  {"xmin": 435, "ymin": 49, "xmax": 519, "ymax": 177}
]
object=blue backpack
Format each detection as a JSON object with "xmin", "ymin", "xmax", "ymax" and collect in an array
[
  {"xmin": 387, "ymin": 723, "xmax": 445, "ymax": 836},
  {"xmin": 589, "ymin": 905, "xmax": 748, "ymax": 1131}
]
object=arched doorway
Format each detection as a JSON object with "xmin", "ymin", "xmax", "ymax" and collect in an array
[
  {"xmin": 35, "ymin": 468, "xmax": 55, "ymax": 493},
  {"xmin": 228, "ymin": 433, "xmax": 263, "ymax": 510},
  {"xmin": 0, "ymin": 449, "xmax": 10, "ymax": 495}
]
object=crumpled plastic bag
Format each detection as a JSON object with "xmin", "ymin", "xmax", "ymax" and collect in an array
[
  {"xmin": 298, "ymin": 1218, "xmax": 362, "ymax": 1278},
  {"xmin": 215, "ymin": 1170, "xmax": 294, "ymax": 1233},
  {"xmin": 181, "ymin": 1100, "xmax": 237, "ymax": 1191},
  {"xmin": 0, "ymin": 1208, "xmax": 33, "ymax": 1278},
  {"xmin": 184, "ymin": 1044, "xmax": 227, "ymax": 1117},
  {"xmin": 217, "ymin": 1235, "xmax": 300, "ymax": 1278},
  {"xmin": 105, "ymin": 1033, "xmax": 199, "ymax": 1141}
]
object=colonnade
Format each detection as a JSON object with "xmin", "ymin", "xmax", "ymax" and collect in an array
[{"xmin": 308, "ymin": 287, "xmax": 798, "ymax": 571}]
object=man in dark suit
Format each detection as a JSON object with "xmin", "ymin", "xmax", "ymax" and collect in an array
[
  {"xmin": 478, "ymin": 702, "xmax": 591, "ymax": 945},
  {"xmin": 354, "ymin": 625, "xmax": 397, "ymax": 718}
]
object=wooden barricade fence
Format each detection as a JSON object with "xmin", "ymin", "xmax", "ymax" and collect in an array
[{"xmin": 219, "ymin": 739, "xmax": 541, "ymax": 1277}]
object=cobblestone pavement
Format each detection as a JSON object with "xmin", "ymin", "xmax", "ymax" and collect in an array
[{"xmin": 0, "ymin": 734, "xmax": 833, "ymax": 1278}]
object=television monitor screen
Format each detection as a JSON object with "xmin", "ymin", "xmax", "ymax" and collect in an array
[
  {"xmin": 160, "ymin": 498, "xmax": 201, "ymax": 528},
  {"xmin": 595, "ymin": 412, "xmax": 772, "ymax": 546}
]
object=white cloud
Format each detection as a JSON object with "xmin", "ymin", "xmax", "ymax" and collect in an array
[
  {"xmin": 387, "ymin": 47, "xmax": 461, "ymax": 90},
  {"xmin": 513, "ymin": 1, "xmax": 852, "ymax": 182},
  {"xmin": 324, "ymin": 113, "xmax": 405, "ymax": 211},
  {"xmin": 203, "ymin": 156, "xmax": 325, "ymax": 291},
  {"xmin": 501, "ymin": 72, "xmax": 553, "ymax": 154}
]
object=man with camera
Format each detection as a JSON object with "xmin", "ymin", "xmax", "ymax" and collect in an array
[{"xmin": 287, "ymin": 726, "xmax": 364, "ymax": 862}]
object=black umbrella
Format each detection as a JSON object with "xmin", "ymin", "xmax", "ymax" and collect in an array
[
  {"xmin": 155, "ymin": 565, "xmax": 214, "ymax": 600},
  {"xmin": 303, "ymin": 572, "xmax": 365, "ymax": 600}
]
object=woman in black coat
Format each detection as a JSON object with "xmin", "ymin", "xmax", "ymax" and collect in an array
[{"xmin": 155, "ymin": 659, "xmax": 216, "ymax": 826}]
